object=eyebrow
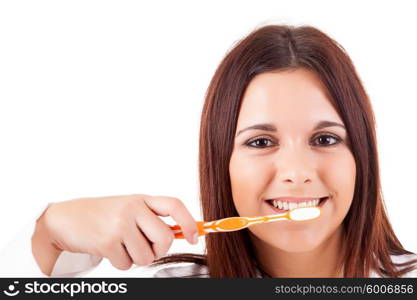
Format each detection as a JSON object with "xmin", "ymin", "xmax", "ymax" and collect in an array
[{"xmin": 236, "ymin": 120, "xmax": 346, "ymax": 137}]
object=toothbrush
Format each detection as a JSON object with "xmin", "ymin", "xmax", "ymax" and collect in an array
[{"xmin": 169, "ymin": 206, "xmax": 321, "ymax": 239}]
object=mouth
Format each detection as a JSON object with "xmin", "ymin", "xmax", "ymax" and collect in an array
[{"xmin": 265, "ymin": 196, "xmax": 330, "ymax": 213}]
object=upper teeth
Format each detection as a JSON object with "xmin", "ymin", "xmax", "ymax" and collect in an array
[{"xmin": 272, "ymin": 199, "xmax": 321, "ymax": 210}]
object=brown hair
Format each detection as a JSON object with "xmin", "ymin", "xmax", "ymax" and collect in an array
[{"xmin": 151, "ymin": 24, "xmax": 417, "ymax": 277}]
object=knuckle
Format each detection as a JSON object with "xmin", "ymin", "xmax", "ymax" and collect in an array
[
  {"xmin": 157, "ymin": 232, "xmax": 174, "ymax": 250},
  {"xmin": 135, "ymin": 260, "xmax": 146, "ymax": 267},
  {"xmin": 132, "ymin": 257, "xmax": 143, "ymax": 266},
  {"xmin": 145, "ymin": 255, "xmax": 156, "ymax": 266},
  {"xmin": 113, "ymin": 217, "xmax": 128, "ymax": 232},
  {"xmin": 112, "ymin": 260, "xmax": 132, "ymax": 271},
  {"xmin": 155, "ymin": 233, "xmax": 174, "ymax": 258},
  {"xmin": 98, "ymin": 236, "xmax": 118, "ymax": 252},
  {"xmin": 128, "ymin": 194, "xmax": 147, "ymax": 203},
  {"xmin": 121, "ymin": 198, "xmax": 140, "ymax": 214},
  {"xmin": 136, "ymin": 253, "xmax": 155, "ymax": 266},
  {"xmin": 182, "ymin": 219, "xmax": 197, "ymax": 234},
  {"xmin": 169, "ymin": 197, "xmax": 184, "ymax": 210},
  {"xmin": 184, "ymin": 226, "xmax": 198, "ymax": 242},
  {"xmin": 164, "ymin": 229, "xmax": 175, "ymax": 245}
]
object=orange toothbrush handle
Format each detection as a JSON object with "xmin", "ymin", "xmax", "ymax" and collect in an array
[{"xmin": 170, "ymin": 221, "xmax": 207, "ymax": 239}]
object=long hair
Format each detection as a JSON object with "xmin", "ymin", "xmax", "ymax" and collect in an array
[{"xmin": 151, "ymin": 24, "xmax": 417, "ymax": 277}]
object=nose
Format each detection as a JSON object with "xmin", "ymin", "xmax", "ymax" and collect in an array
[{"xmin": 274, "ymin": 146, "xmax": 315, "ymax": 185}]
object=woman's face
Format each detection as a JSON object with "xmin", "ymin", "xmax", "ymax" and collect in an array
[{"xmin": 229, "ymin": 68, "xmax": 356, "ymax": 253}]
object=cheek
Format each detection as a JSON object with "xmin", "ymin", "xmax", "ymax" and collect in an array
[
  {"xmin": 229, "ymin": 151, "xmax": 269, "ymax": 216},
  {"xmin": 321, "ymin": 149, "xmax": 356, "ymax": 215}
]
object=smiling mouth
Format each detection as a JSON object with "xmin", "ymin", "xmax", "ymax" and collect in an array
[{"xmin": 265, "ymin": 196, "xmax": 329, "ymax": 211}]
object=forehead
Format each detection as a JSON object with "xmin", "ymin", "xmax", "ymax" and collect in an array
[{"xmin": 237, "ymin": 68, "xmax": 342, "ymax": 128}]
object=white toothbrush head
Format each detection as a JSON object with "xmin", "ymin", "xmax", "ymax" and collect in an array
[{"xmin": 288, "ymin": 206, "xmax": 321, "ymax": 221}]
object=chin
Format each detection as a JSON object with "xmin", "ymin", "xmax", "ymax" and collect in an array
[
  {"xmin": 249, "ymin": 226, "xmax": 325, "ymax": 253},
  {"xmin": 275, "ymin": 237, "xmax": 322, "ymax": 253},
  {"xmin": 274, "ymin": 240, "xmax": 321, "ymax": 253}
]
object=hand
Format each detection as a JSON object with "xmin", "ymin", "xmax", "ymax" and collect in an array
[{"xmin": 32, "ymin": 194, "xmax": 199, "ymax": 275}]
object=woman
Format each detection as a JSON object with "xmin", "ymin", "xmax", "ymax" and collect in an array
[{"xmin": 5, "ymin": 24, "xmax": 417, "ymax": 277}]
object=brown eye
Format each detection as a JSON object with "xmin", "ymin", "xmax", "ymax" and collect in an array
[
  {"xmin": 245, "ymin": 137, "xmax": 275, "ymax": 148},
  {"xmin": 312, "ymin": 134, "xmax": 341, "ymax": 146}
]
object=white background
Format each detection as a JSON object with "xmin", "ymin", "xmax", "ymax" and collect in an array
[{"xmin": 0, "ymin": 0, "xmax": 416, "ymax": 276}]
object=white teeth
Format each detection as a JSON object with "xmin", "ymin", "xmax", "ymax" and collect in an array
[
  {"xmin": 272, "ymin": 200, "xmax": 284, "ymax": 209},
  {"xmin": 270, "ymin": 198, "xmax": 322, "ymax": 210}
]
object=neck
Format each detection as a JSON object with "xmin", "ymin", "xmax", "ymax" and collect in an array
[{"xmin": 251, "ymin": 226, "xmax": 345, "ymax": 278}]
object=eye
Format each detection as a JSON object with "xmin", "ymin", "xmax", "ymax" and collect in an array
[
  {"xmin": 244, "ymin": 137, "xmax": 276, "ymax": 148},
  {"xmin": 311, "ymin": 133, "xmax": 341, "ymax": 147}
]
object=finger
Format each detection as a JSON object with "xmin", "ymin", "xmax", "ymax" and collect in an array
[
  {"xmin": 101, "ymin": 241, "xmax": 133, "ymax": 271},
  {"xmin": 134, "ymin": 204, "xmax": 175, "ymax": 256},
  {"xmin": 122, "ymin": 220, "xmax": 157, "ymax": 266},
  {"xmin": 142, "ymin": 196, "xmax": 198, "ymax": 244}
]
